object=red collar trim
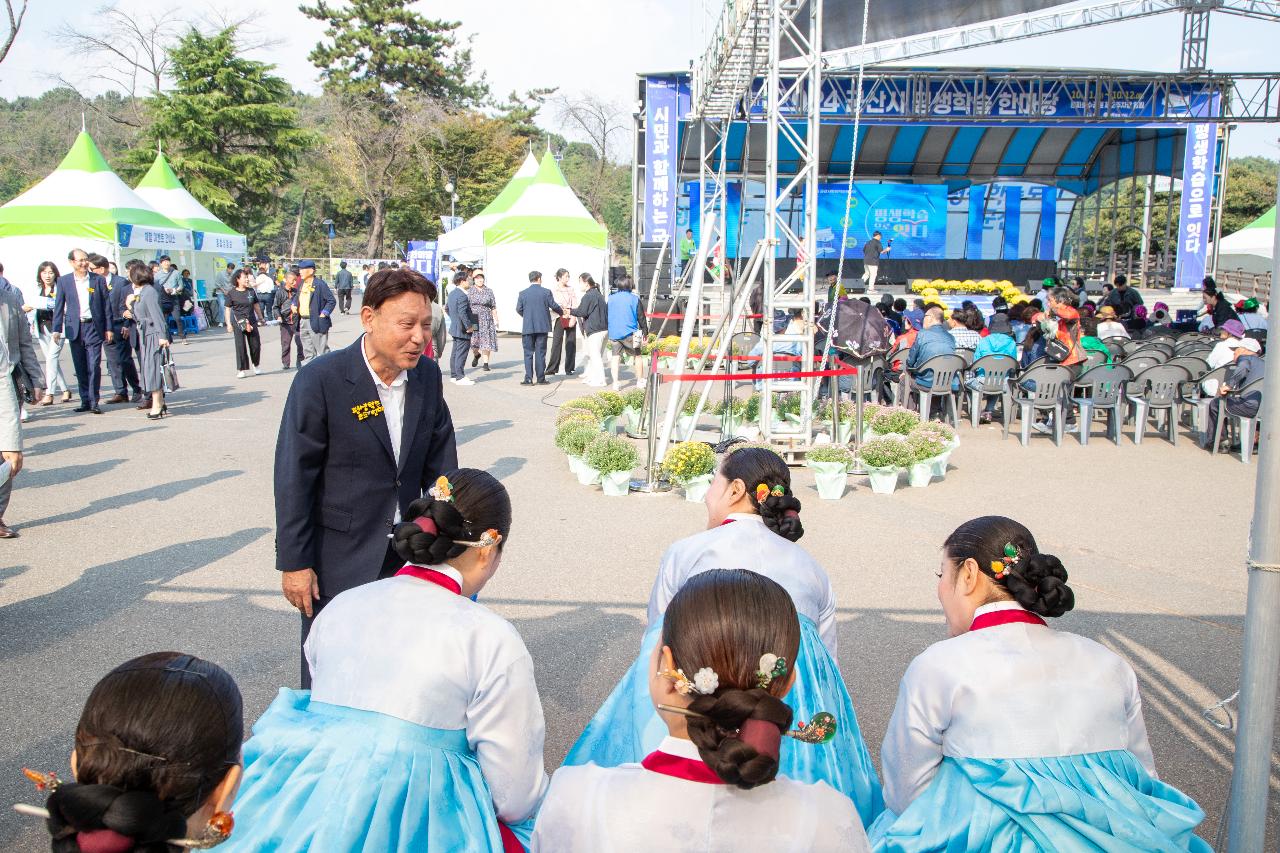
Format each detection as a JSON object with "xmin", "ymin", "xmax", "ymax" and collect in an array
[
  {"xmin": 641, "ymin": 750, "xmax": 726, "ymax": 785},
  {"xmin": 395, "ymin": 564, "xmax": 462, "ymax": 596},
  {"xmin": 969, "ymin": 609, "xmax": 1046, "ymax": 632},
  {"xmin": 719, "ymin": 519, "xmax": 736, "ymax": 526}
]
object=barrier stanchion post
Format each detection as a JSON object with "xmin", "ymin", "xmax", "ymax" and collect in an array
[
  {"xmin": 849, "ymin": 362, "xmax": 867, "ymax": 475},
  {"xmin": 631, "ymin": 352, "xmax": 671, "ymax": 493}
]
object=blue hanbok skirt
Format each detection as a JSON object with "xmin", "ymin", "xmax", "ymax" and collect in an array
[
  {"xmin": 563, "ymin": 615, "xmax": 884, "ymax": 826},
  {"xmin": 224, "ymin": 689, "xmax": 534, "ymax": 853},
  {"xmin": 868, "ymin": 750, "xmax": 1211, "ymax": 852}
]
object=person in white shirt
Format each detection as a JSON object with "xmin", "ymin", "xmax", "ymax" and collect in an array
[
  {"xmin": 871, "ymin": 515, "xmax": 1209, "ymax": 851},
  {"xmin": 564, "ymin": 447, "xmax": 883, "ymax": 826},
  {"xmin": 228, "ymin": 469, "xmax": 547, "ymax": 852},
  {"xmin": 534, "ymin": 569, "xmax": 869, "ymax": 853},
  {"xmin": 1203, "ymin": 318, "xmax": 1247, "ymax": 395},
  {"xmin": 1094, "ymin": 305, "xmax": 1130, "ymax": 339},
  {"xmin": 254, "ymin": 260, "xmax": 278, "ymax": 322}
]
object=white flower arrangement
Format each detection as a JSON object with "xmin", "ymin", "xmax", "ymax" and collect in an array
[
  {"xmin": 692, "ymin": 667, "xmax": 720, "ymax": 695},
  {"xmin": 758, "ymin": 653, "xmax": 778, "ymax": 674}
]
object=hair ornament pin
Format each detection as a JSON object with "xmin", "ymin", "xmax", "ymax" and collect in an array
[
  {"xmin": 990, "ymin": 542, "xmax": 1021, "ymax": 580},
  {"xmin": 455, "ymin": 528, "xmax": 501, "ymax": 548},
  {"xmin": 428, "ymin": 476, "xmax": 454, "ymax": 502},
  {"xmin": 754, "ymin": 483, "xmax": 786, "ymax": 503},
  {"xmin": 660, "ymin": 666, "xmax": 719, "ymax": 696},
  {"xmin": 755, "ymin": 653, "xmax": 788, "ymax": 689},
  {"xmin": 21, "ymin": 768, "xmax": 59, "ymax": 793},
  {"xmin": 788, "ymin": 712, "xmax": 838, "ymax": 744}
]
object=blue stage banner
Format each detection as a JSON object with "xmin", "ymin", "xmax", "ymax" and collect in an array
[
  {"xmin": 644, "ymin": 77, "xmax": 679, "ymax": 247},
  {"xmin": 1174, "ymin": 120, "xmax": 1217, "ymax": 289},
  {"xmin": 1038, "ymin": 187, "xmax": 1057, "ymax": 260},
  {"xmin": 406, "ymin": 240, "xmax": 439, "ymax": 283},
  {"xmin": 742, "ymin": 77, "xmax": 1217, "ymax": 126},
  {"xmin": 815, "ymin": 183, "xmax": 947, "ymax": 259},
  {"xmin": 966, "ymin": 189, "xmax": 985, "ymax": 259},
  {"xmin": 1002, "ymin": 187, "xmax": 1021, "ymax": 260}
]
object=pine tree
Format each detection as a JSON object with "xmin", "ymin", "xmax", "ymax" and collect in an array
[
  {"xmin": 131, "ymin": 27, "xmax": 312, "ymax": 241},
  {"xmin": 300, "ymin": 0, "xmax": 488, "ymax": 104}
]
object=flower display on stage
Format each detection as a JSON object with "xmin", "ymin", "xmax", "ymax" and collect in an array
[{"xmin": 910, "ymin": 278, "xmax": 1023, "ymax": 302}]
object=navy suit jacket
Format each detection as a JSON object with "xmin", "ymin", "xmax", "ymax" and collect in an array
[
  {"xmin": 446, "ymin": 286, "xmax": 476, "ymax": 338},
  {"xmin": 516, "ymin": 283, "xmax": 560, "ymax": 335},
  {"xmin": 105, "ymin": 275, "xmax": 132, "ymax": 334},
  {"xmin": 300, "ymin": 277, "xmax": 337, "ymax": 334},
  {"xmin": 52, "ymin": 273, "xmax": 108, "ymax": 341},
  {"xmin": 274, "ymin": 336, "xmax": 458, "ymax": 598}
]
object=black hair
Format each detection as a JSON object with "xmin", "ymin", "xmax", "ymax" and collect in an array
[
  {"xmin": 892, "ymin": 298, "xmax": 907, "ymax": 311},
  {"xmin": 1079, "ymin": 315, "xmax": 1099, "ymax": 337},
  {"xmin": 581, "ymin": 274, "xmax": 598, "ymax": 289},
  {"xmin": 617, "ymin": 277, "xmax": 634, "ymax": 292},
  {"xmin": 963, "ymin": 307, "xmax": 985, "ymax": 332},
  {"xmin": 232, "ymin": 269, "xmax": 254, "ymax": 288},
  {"xmin": 1114, "ymin": 274, "xmax": 1128, "ymax": 287},
  {"xmin": 130, "ymin": 265, "xmax": 154, "ymax": 287},
  {"xmin": 68, "ymin": 248, "xmax": 87, "ymax": 262},
  {"xmin": 1073, "ymin": 276, "xmax": 1085, "ymax": 288},
  {"xmin": 37, "ymin": 261, "xmax": 61, "ymax": 292},
  {"xmin": 339, "ymin": 260, "xmax": 347, "ymax": 268},
  {"xmin": 453, "ymin": 271, "xmax": 469, "ymax": 286},
  {"xmin": 720, "ymin": 448, "xmax": 803, "ymax": 542},
  {"xmin": 1029, "ymin": 298, "xmax": 1044, "ymax": 311},
  {"xmin": 943, "ymin": 516, "xmax": 1075, "ymax": 618},
  {"xmin": 46, "ymin": 652, "xmax": 242, "ymax": 853},
  {"xmin": 555, "ymin": 268, "xmax": 569, "ymax": 280},
  {"xmin": 663, "ymin": 570, "xmax": 801, "ymax": 789},
  {"xmin": 1202, "ymin": 276, "xmax": 1217, "ymax": 292},
  {"xmin": 225, "ymin": 262, "xmax": 234, "ymax": 269},
  {"xmin": 391, "ymin": 468, "xmax": 512, "ymax": 565},
  {"xmin": 365, "ymin": 268, "xmax": 437, "ymax": 310},
  {"xmin": 87, "ymin": 254, "xmax": 110, "ymax": 270}
]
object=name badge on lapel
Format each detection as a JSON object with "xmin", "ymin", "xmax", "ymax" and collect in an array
[{"xmin": 352, "ymin": 399, "xmax": 385, "ymax": 421}]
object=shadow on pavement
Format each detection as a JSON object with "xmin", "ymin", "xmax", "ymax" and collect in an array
[
  {"xmin": 167, "ymin": 385, "xmax": 267, "ymax": 417},
  {"xmin": 20, "ymin": 458, "xmax": 126, "ymax": 489},
  {"xmin": 20, "ymin": 423, "xmax": 76, "ymax": 439},
  {"xmin": 27, "ymin": 427, "xmax": 160, "ymax": 457},
  {"xmin": 488, "ymin": 456, "xmax": 527, "ymax": 479},
  {"xmin": 456, "ymin": 419, "xmax": 513, "ymax": 445},
  {"xmin": 18, "ymin": 469, "xmax": 242, "ymax": 530}
]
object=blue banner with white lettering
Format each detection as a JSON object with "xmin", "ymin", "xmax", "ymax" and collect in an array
[
  {"xmin": 1002, "ymin": 187, "xmax": 1021, "ymax": 260},
  {"xmin": 1175, "ymin": 120, "xmax": 1218, "ymax": 289},
  {"xmin": 814, "ymin": 183, "xmax": 946, "ymax": 259},
  {"xmin": 644, "ymin": 77, "xmax": 679, "ymax": 247},
  {"xmin": 966, "ymin": 189, "xmax": 985, "ymax": 259},
  {"xmin": 407, "ymin": 240, "xmax": 439, "ymax": 283},
  {"xmin": 1038, "ymin": 187, "xmax": 1057, "ymax": 260}
]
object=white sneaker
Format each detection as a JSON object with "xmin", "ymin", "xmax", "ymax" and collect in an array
[
  {"xmin": 455, "ymin": 377, "xmax": 476, "ymax": 386},
  {"xmin": 253, "ymin": 367, "xmax": 262, "ymax": 375},
  {"xmin": 19, "ymin": 408, "xmax": 29, "ymax": 422},
  {"xmin": 236, "ymin": 370, "xmax": 247, "ymax": 379}
]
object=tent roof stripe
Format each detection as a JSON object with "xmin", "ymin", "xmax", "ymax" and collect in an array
[{"xmin": 135, "ymin": 152, "xmax": 243, "ymax": 237}]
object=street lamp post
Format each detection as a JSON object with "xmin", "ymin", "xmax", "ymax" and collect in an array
[
  {"xmin": 444, "ymin": 181, "xmax": 458, "ymax": 222},
  {"xmin": 322, "ymin": 218, "xmax": 335, "ymax": 270}
]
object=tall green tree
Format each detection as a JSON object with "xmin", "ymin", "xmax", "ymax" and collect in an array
[
  {"xmin": 300, "ymin": 0, "xmax": 487, "ymax": 104},
  {"xmin": 128, "ymin": 27, "xmax": 313, "ymax": 243}
]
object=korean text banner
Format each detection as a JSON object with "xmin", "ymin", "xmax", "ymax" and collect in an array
[
  {"xmin": 815, "ymin": 183, "xmax": 947, "ymax": 259},
  {"xmin": 644, "ymin": 77, "xmax": 679, "ymax": 246}
]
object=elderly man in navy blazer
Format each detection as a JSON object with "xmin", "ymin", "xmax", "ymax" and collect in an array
[
  {"xmin": 52, "ymin": 247, "xmax": 109, "ymax": 413},
  {"xmin": 90, "ymin": 254, "xmax": 141, "ymax": 405},
  {"xmin": 515, "ymin": 270, "xmax": 565, "ymax": 385},
  {"xmin": 275, "ymin": 266, "xmax": 458, "ymax": 687}
]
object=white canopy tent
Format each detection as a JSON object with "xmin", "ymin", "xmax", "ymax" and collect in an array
[
  {"xmin": 436, "ymin": 153, "xmax": 540, "ymax": 264},
  {"xmin": 134, "ymin": 152, "xmax": 247, "ymax": 299},
  {"xmin": 0, "ymin": 132, "xmax": 192, "ymax": 288},
  {"xmin": 1214, "ymin": 206, "xmax": 1275, "ymax": 276}
]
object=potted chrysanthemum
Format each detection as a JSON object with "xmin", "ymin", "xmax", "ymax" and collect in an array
[
  {"xmin": 585, "ymin": 434, "xmax": 639, "ymax": 496},
  {"xmin": 869, "ymin": 406, "xmax": 921, "ymax": 439},
  {"xmin": 911, "ymin": 421, "xmax": 958, "ymax": 478},
  {"xmin": 857, "ymin": 436, "xmax": 914, "ymax": 495},
  {"xmin": 814, "ymin": 399, "xmax": 857, "ymax": 444},
  {"xmin": 806, "ymin": 445, "xmax": 854, "ymax": 499},
  {"xmin": 621, "ymin": 388, "xmax": 647, "ymax": 434},
  {"xmin": 662, "ymin": 440, "xmax": 717, "ymax": 502},
  {"xmin": 905, "ymin": 432, "xmax": 946, "ymax": 488},
  {"xmin": 556, "ymin": 419, "xmax": 602, "ymax": 479}
]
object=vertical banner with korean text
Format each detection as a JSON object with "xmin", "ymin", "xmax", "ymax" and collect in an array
[
  {"xmin": 1175, "ymin": 121, "xmax": 1217, "ymax": 289},
  {"xmin": 644, "ymin": 77, "xmax": 678, "ymax": 254}
]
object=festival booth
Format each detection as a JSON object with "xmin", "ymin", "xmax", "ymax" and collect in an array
[
  {"xmin": 436, "ymin": 153, "xmax": 540, "ymax": 265},
  {"xmin": 0, "ymin": 132, "xmax": 193, "ymax": 287},
  {"xmin": 134, "ymin": 152, "xmax": 247, "ymax": 299},
  {"xmin": 1213, "ymin": 206, "xmax": 1275, "ymax": 276},
  {"xmin": 480, "ymin": 153, "xmax": 609, "ymax": 332}
]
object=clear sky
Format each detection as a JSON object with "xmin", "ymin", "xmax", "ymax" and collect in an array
[{"xmin": 3, "ymin": 0, "xmax": 1278, "ymax": 157}]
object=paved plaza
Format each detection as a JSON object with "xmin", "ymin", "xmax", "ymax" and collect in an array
[{"xmin": 0, "ymin": 311, "xmax": 1274, "ymax": 849}]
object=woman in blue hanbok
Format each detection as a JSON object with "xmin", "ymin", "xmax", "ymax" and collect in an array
[
  {"xmin": 225, "ymin": 470, "xmax": 547, "ymax": 852},
  {"xmin": 871, "ymin": 515, "xmax": 1210, "ymax": 852},
  {"xmin": 564, "ymin": 447, "xmax": 883, "ymax": 826}
]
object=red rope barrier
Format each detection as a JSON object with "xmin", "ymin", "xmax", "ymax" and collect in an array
[
  {"xmin": 654, "ymin": 350, "xmax": 829, "ymax": 364},
  {"xmin": 661, "ymin": 367, "xmax": 857, "ymax": 382},
  {"xmin": 649, "ymin": 313, "xmax": 764, "ymax": 320}
]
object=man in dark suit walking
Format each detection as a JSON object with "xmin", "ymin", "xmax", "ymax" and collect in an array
[
  {"xmin": 52, "ymin": 248, "xmax": 109, "ymax": 413},
  {"xmin": 275, "ymin": 267, "xmax": 458, "ymax": 687},
  {"xmin": 90, "ymin": 254, "xmax": 141, "ymax": 405},
  {"xmin": 515, "ymin": 270, "xmax": 564, "ymax": 385},
  {"xmin": 445, "ymin": 271, "xmax": 476, "ymax": 386},
  {"xmin": 334, "ymin": 260, "xmax": 355, "ymax": 314}
]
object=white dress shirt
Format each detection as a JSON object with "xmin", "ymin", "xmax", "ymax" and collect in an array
[
  {"xmin": 254, "ymin": 272, "xmax": 275, "ymax": 294},
  {"xmin": 880, "ymin": 601, "xmax": 1155, "ymax": 815},
  {"xmin": 362, "ymin": 338, "xmax": 409, "ymax": 521},
  {"xmin": 647, "ymin": 513, "xmax": 839, "ymax": 656},
  {"xmin": 306, "ymin": 573, "xmax": 549, "ymax": 824},
  {"xmin": 74, "ymin": 274, "xmax": 93, "ymax": 321},
  {"xmin": 532, "ymin": 736, "xmax": 868, "ymax": 852}
]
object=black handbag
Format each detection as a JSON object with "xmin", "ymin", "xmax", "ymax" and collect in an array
[{"xmin": 162, "ymin": 348, "xmax": 180, "ymax": 393}]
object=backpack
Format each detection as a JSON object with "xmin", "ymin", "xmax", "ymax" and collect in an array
[{"xmin": 817, "ymin": 299, "xmax": 892, "ymax": 359}]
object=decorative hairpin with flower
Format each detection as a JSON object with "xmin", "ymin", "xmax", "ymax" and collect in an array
[
  {"xmin": 755, "ymin": 653, "xmax": 788, "ymax": 689},
  {"xmin": 456, "ymin": 528, "xmax": 501, "ymax": 548},
  {"xmin": 990, "ymin": 542, "xmax": 1021, "ymax": 580},
  {"xmin": 755, "ymin": 483, "xmax": 785, "ymax": 503},
  {"xmin": 660, "ymin": 666, "xmax": 720, "ymax": 696},
  {"xmin": 789, "ymin": 712, "xmax": 838, "ymax": 744},
  {"xmin": 429, "ymin": 476, "xmax": 453, "ymax": 502}
]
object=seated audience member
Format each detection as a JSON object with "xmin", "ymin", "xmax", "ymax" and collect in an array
[
  {"xmin": 902, "ymin": 299, "xmax": 925, "ymax": 331},
  {"xmin": 1008, "ymin": 303, "xmax": 1031, "ymax": 344},
  {"xmin": 1203, "ymin": 286, "xmax": 1240, "ymax": 330},
  {"xmin": 1237, "ymin": 297, "xmax": 1268, "ymax": 332},
  {"xmin": 16, "ymin": 652, "xmax": 244, "ymax": 852},
  {"xmin": 1204, "ymin": 337, "xmax": 1265, "ymax": 451},
  {"xmin": 947, "ymin": 308, "xmax": 981, "ymax": 351},
  {"xmin": 1128, "ymin": 303, "xmax": 1150, "ymax": 334},
  {"xmin": 1100, "ymin": 273, "xmax": 1143, "ymax": 320},
  {"xmin": 1094, "ymin": 306, "xmax": 1129, "ymax": 339},
  {"xmin": 1146, "ymin": 301, "xmax": 1173, "ymax": 333},
  {"xmin": 905, "ymin": 307, "xmax": 956, "ymax": 389},
  {"xmin": 871, "ymin": 516, "xmax": 1211, "ymax": 851},
  {"xmin": 1204, "ymin": 319, "xmax": 1248, "ymax": 395},
  {"xmin": 968, "ymin": 313, "xmax": 1017, "ymax": 423},
  {"xmin": 1078, "ymin": 316, "xmax": 1113, "ymax": 364},
  {"xmin": 226, "ymin": 469, "xmax": 547, "ymax": 852},
  {"xmin": 535, "ymin": 570, "xmax": 870, "ymax": 853}
]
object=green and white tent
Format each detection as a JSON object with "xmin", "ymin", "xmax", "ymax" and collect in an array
[
  {"xmin": 1214, "ymin": 205, "xmax": 1275, "ymax": 276},
  {"xmin": 461, "ymin": 152, "xmax": 608, "ymax": 332},
  {"xmin": 0, "ymin": 132, "xmax": 192, "ymax": 287},
  {"xmin": 436, "ymin": 153, "xmax": 540, "ymax": 263},
  {"xmin": 135, "ymin": 152, "xmax": 247, "ymax": 297}
]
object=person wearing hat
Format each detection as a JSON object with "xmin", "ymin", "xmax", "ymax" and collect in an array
[
  {"xmin": 967, "ymin": 312, "xmax": 1018, "ymax": 423},
  {"xmin": 1203, "ymin": 318, "xmax": 1249, "ymax": 395},
  {"xmin": 1204, "ymin": 336, "xmax": 1265, "ymax": 450},
  {"xmin": 1237, "ymin": 297, "xmax": 1268, "ymax": 332},
  {"xmin": 295, "ymin": 260, "xmax": 337, "ymax": 361},
  {"xmin": 1094, "ymin": 305, "xmax": 1128, "ymax": 340}
]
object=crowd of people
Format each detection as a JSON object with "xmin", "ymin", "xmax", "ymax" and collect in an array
[{"xmin": 11, "ymin": 266, "xmax": 1217, "ymax": 852}]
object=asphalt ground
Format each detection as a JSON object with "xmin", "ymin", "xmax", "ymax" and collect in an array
[{"xmin": 0, "ymin": 310, "xmax": 1275, "ymax": 849}]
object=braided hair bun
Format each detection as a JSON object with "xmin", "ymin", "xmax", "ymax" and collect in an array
[
  {"xmin": 685, "ymin": 688, "xmax": 793, "ymax": 789},
  {"xmin": 46, "ymin": 784, "xmax": 187, "ymax": 853},
  {"xmin": 722, "ymin": 447, "xmax": 804, "ymax": 542},
  {"xmin": 943, "ymin": 515, "xmax": 1076, "ymax": 619},
  {"xmin": 391, "ymin": 469, "xmax": 513, "ymax": 567}
]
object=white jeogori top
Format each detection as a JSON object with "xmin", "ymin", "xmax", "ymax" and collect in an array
[
  {"xmin": 306, "ymin": 571, "xmax": 548, "ymax": 824},
  {"xmin": 646, "ymin": 513, "xmax": 839, "ymax": 656},
  {"xmin": 531, "ymin": 736, "xmax": 869, "ymax": 852},
  {"xmin": 880, "ymin": 601, "xmax": 1155, "ymax": 815}
]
